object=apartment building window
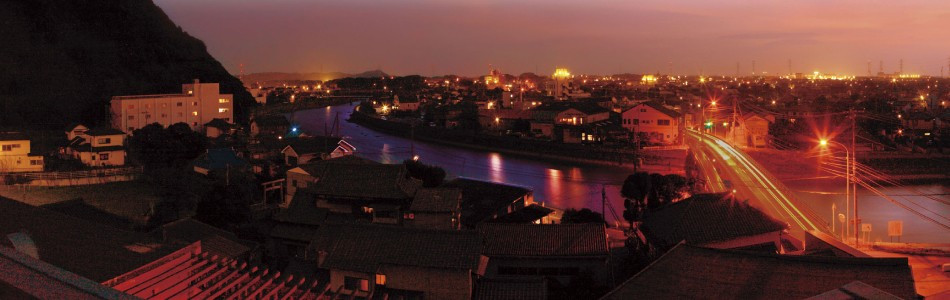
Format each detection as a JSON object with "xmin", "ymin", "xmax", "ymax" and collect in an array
[
  {"xmin": 192, "ymin": 111, "xmax": 198, "ymax": 116},
  {"xmin": 177, "ymin": 102, "xmax": 183, "ymax": 107},
  {"xmin": 218, "ymin": 98, "xmax": 230, "ymax": 103},
  {"xmin": 99, "ymin": 153, "xmax": 110, "ymax": 160},
  {"xmin": 128, "ymin": 105, "xmax": 134, "ymax": 109},
  {"xmin": 145, "ymin": 114, "xmax": 151, "ymax": 119},
  {"xmin": 658, "ymin": 119, "xmax": 671, "ymax": 126},
  {"xmin": 161, "ymin": 113, "xmax": 167, "ymax": 118},
  {"xmin": 192, "ymin": 122, "xmax": 198, "ymax": 126},
  {"xmin": 161, "ymin": 103, "xmax": 167, "ymax": 108},
  {"xmin": 633, "ymin": 119, "xmax": 639, "ymax": 125},
  {"xmin": 1, "ymin": 145, "xmax": 12, "ymax": 151},
  {"xmin": 218, "ymin": 108, "xmax": 229, "ymax": 113},
  {"xmin": 192, "ymin": 101, "xmax": 198, "ymax": 106},
  {"xmin": 97, "ymin": 138, "xmax": 111, "ymax": 144},
  {"xmin": 30, "ymin": 159, "xmax": 42, "ymax": 166},
  {"xmin": 128, "ymin": 115, "xmax": 135, "ymax": 120},
  {"xmin": 11, "ymin": 144, "xmax": 20, "ymax": 149}
]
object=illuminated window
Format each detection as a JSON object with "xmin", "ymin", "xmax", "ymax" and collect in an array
[
  {"xmin": 375, "ymin": 274, "xmax": 387, "ymax": 285},
  {"xmin": 187, "ymin": 90, "xmax": 193, "ymax": 95},
  {"xmin": 344, "ymin": 277, "xmax": 369, "ymax": 291},
  {"xmin": 192, "ymin": 101, "xmax": 198, "ymax": 106},
  {"xmin": 192, "ymin": 111, "xmax": 198, "ymax": 116},
  {"xmin": 97, "ymin": 138, "xmax": 111, "ymax": 144},
  {"xmin": 218, "ymin": 108, "xmax": 229, "ymax": 113},
  {"xmin": 218, "ymin": 98, "xmax": 230, "ymax": 103}
]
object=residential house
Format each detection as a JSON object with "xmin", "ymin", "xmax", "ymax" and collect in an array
[
  {"xmin": 441, "ymin": 178, "xmax": 534, "ymax": 228},
  {"xmin": 250, "ymin": 115, "xmax": 290, "ymax": 137},
  {"xmin": 0, "ymin": 132, "xmax": 44, "ymax": 173},
  {"xmin": 734, "ymin": 112, "xmax": 775, "ymax": 148},
  {"xmin": 601, "ymin": 244, "xmax": 918, "ymax": 300},
  {"xmin": 299, "ymin": 163, "xmax": 422, "ymax": 224},
  {"xmin": 405, "ymin": 188, "xmax": 462, "ymax": 230},
  {"xmin": 192, "ymin": 148, "xmax": 248, "ymax": 176},
  {"xmin": 622, "ymin": 101, "xmax": 682, "ymax": 144},
  {"xmin": 110, "ymin": 80, "xmax": 233, "ymax": 133},
  {"xmin": 477, "ymin": 223, "xmax": 610, "ymax": 286},
  {"xmin": 284, "ymin": 155, "xmax": 378, "ymax": 206},
  {"xmin": 637, "ymin": 193, "xmax": 793, "ymax": 253},
  {"xmin": 204, "ymin": 118, "xmax": 236, "ymax": 139},
  {"xmin": 281, "ymin": 136, "xmax": 355, "ymax": 166},
  {"xmin": 307, "ymin": 224, "xmax": 484, "ymax": 300},
  {"xmin": 65, "ymin": 127, "xmax": 127, "ymax": 167},
  {"xmin": 530, "ymin": 102, "xmax": 612, "ymax": 142}
]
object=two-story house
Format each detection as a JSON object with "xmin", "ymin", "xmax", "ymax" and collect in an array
[
  {"xmin": 280, "ymin": 136, "xmax": 355, "ymax": 166},
  {"xmin": 299, "ymin": 163, "xmax": 422, "ymax": 224},
  {"xmin": 404, "ymin": 188, "xmax": 462, "ymax": 230},
  {"xmin": 64, "ymin": 126, "xmax": 127, "ymax": 167},
  {"xmin": 622, "ymin": 101, "xmax": 683, "ymax": 144},
  {"xmin": 0, "ymin": 132, "xmax": 44, "ymax": 173},
  {"xmin": 531, "ymin": 102, "xmax": 612, "ymax": 142}
]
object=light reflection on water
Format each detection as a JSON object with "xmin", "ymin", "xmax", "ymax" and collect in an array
[{"xmin": 292, "ymin": 105, "xmax": 949, "ymax": 241}]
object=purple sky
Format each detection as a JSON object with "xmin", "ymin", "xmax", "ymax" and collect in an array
[{"xmin": 155, "ymin": 0, "xmax": 950, "ymax": 76}]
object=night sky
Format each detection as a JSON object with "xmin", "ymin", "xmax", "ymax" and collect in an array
[{"xmin": 155, "ymin": 0, "xmax": 950, "ymax": 76}]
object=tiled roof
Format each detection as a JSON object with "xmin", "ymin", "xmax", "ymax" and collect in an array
[
  {"xmin": 274, "ymin": 193, "xmax": 329, "ymax": 226},
  {"xmin": 283, "ymin": 136, "xmax": 344, "ymax": 155},
  {"xmin": 0, "ymin": 197, "xmax": 180, "ymax": 282},
  {"xmin": 474, "ymin": 278, "xmax": 547, "ymax": 300},
  {"xmin": 534, "ymin": 101, "xmax": 610, "ymax": 115},
  {"xmin": 193, "ymin": 148, "xmax": 247, "ymax": 171},
  {"xmin": 306, "ymin": 163, "xmax": 421, "ymax": 200},
  {"xmin": 601, "ymin": 244, "xmax": 918, "ymax": 300},
  {"xmin": 490, "ymin": 204, "xmax": 553, "ymax": 224},
  {"xmin": 442, "ymin": 178, "xmax": 532, "ymax": 227},
  {"xmin": 160, "ymin": 218, "xmax": 251, "ymax": 259},
  {"xmin": 410, "ymin": 188, "xmax": 461, "ymax": 212},
  {"xmin": 625, "ymin": 101, "xmax": 682, "ymax": 118},
  {"xmin": 296, "ymin": 155, "xmax": 379, "ymax": 176},
  {"xmin": 640, "ymin": 193, "xmax": 788, "ymax": 248},
  {"xmin": 84, "ymin": 128, "xmax": 126, "ymax": 136},
  {"xmin": 204, "ymin": 118, "xmax": 233, "ymax": 129},
  {"xmin": 477, "ymin": 223, "xmax": 608, "ymax": 257},
  {"xmin": 308, "ymin": 224, "xmax": 482, "ymax": 273}
]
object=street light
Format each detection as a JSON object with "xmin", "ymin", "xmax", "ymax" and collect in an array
[{"xmin": 819, "ymin": 138, "xmax": 855, "ymax": 245}]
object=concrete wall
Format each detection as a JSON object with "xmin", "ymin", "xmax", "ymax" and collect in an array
[{"xmin": 111, "ymin": 82, "xmax": 233, "ymax": 133}]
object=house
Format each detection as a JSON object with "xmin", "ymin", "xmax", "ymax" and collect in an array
[
  {"xmin": 204, "ymin": 118, "xmax": 236, "ymax": 138},
  {"xmin": 0, "ymin": 132, "xmax": 44, "ymax": 173},
  {"xmin": 489, "ymin": 204, "xmax": 557, "ymax": 224},
  {"xmin": 269, "ymin": 194, "xmax": 330, "ymax": 260},
  {"xmin": 110, "ymin": 80, "xmax": 233, "ymax": 133},
  {"xmin": 307, "ymin": 224, "xmax": 485, "ymax": 300},
  {"xmin": 637, "ymin": 193, "xmax": 793, "ymax": 253},
  {"xmin": 249, "ymin": 115, "xmax": 290, "ymax": 137},
  {"xmin": 65, "ymin": 123, "xmax": 90, "ymax": 141},
  {"xmin": 734, "ymin": 112, "xmax": 775, "ymax": 148},
  {"xmin": 65, "ymin": 127, "xmax": 127, "ymax": 167},
  {"xmin": 405, "ymin": 188, "xmax": 462, "ymax": 230},
  {"xmin": 284, "ymin": 155, "xmax": 379, "ymax": 206},
  {"xmin": 477, "ymin": 223, "xmax": 610, "ymax": 286},
  {"xmin": 192, "ymin": 148, "xmax": 248, "ymax": 176},
  {"xmin": 441, "ymin": 178, "xmax": 534, "ymax": 228},
  {"xmin": 530, "ymin": 102, "xmax": 612, "ymax": 142},
  {"xmin": 299, "ymin": 163, "xmax": 422, "ymax": 224},
  {"xmin": 280, "ymin": 136, "xmax": 355, "ymax": 166},
  {"xmin": 600, "ymin": 244, "xmax": 918, "ymax": 300},
  {"xmin": 621, "ymin": 101, "xmax": 682, "ymax": 144}
]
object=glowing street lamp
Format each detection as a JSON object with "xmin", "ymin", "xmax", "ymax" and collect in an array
[{"xmin": 819, "ymin": 138, "xmax": 855, "ymax": 244}]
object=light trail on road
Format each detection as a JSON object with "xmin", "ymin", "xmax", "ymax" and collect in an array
[{"xmin": 685, "ymin": 130, "xmax": 828, "ymax": 234}]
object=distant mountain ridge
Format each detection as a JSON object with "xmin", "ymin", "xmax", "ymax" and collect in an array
[
  {"xmin": 242, "ymin": 70, "xmax": 391, "ymax": 83},
  {"xmin": 0, "ymin": 0, "xmax": 254, "ymax": 128}
]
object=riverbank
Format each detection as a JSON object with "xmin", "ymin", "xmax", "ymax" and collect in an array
[
  {"xmin": 348, "ymin": 109, "xmax": 685, "ymax": 170},
  {"xmin": 252, "ymin": 97, "xmax": 359, "ymax": 116}
]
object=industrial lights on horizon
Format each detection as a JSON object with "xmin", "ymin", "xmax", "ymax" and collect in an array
[{"xmin": 553, "ymin": 68, "xmax": 571, "ymax": 79}]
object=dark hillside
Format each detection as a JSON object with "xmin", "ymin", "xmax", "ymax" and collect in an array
[{"xmin": 0, "ymin": 0, "xmax": 254, "ymax": 129}]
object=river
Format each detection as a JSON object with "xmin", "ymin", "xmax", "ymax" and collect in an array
[{"xmin": 290, "ymin": 104, "xmax": 949, "ymax": 243}]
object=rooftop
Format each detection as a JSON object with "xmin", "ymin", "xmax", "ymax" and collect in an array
[
  {"xmin": 477, "ymin": 223, "xmax": 608, "ymax": 257},
  {"xmin": 410, "ymin": 188, "xmax": 462, "ymax": 212},
  {"xmin": 308, "ymin": 224, "xmax": 482, "ymax": 273},
  {"xmin": 442, "ymin": 178, "xmax": 533, "ymax": 228},
  {"xmin": 306, "ymin": 163, "xmax": 421, "ymax": 200},
  {"xmin": 84, "ymin": 128, "xmax": 126, "ymax": 137},
  {"xmin": 639, "ymin": 192, "xmax": 788, "ymax": 248},
  {"xmin": 601, "ymin": 244, "xmax": 917, "ymax": 300}
]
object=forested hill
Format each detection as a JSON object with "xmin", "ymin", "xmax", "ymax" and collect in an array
[{"xmin": 0, "ymin": 0, "xmax": 254, "ymax": 129}]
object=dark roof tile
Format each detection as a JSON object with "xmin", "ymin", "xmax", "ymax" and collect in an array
[
  {"xmin": 640, "ymin": 193, "xmax": 788, "ymax": 247},
  {"xmin": 477, "ymin": 223, "xmax": 608, "ymax": 257}
]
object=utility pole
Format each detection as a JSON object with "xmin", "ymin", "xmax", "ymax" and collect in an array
[{"xmin": 851, "ymin": 109, "xmax": 858, "ymax": 247}]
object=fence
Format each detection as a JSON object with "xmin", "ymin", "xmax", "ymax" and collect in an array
[{"xmin": 1, "ymin": 166, "xmax": 143, "ymax": 186}]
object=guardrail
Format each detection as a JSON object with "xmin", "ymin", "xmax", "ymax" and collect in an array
[{"xmin": 1, "ymin": 166, "xmax": 143, "ymax": 186}]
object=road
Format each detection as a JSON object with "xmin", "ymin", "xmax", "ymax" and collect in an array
[{"xmin": 684, "ymin": 130, "xmax": 828, "ymax": 234}]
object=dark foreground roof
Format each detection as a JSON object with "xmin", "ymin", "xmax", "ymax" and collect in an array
[
  {"xmin": 478, "ymin": 223, "xmax": 608, "ymax": 257},
  {"xmin": 160, "ymin": 218, "xmax": 252, "ymax": 259},
  {"xmin": 640, "ymin": 193, "xmax": 788, "ymax": 247},
  {"xmin": 601, "ymin": 244, "xmax": 917, "ymax": 300},
  {"xmin": 474, "ymin": 278, "xmax": 547, "ymax": 300},
  {"xmin": 306, "ymin": 163, "xmax": 420, "ymax": 200},
  {"xmin": 0, "ymin": 197, "xmax": 181, "ymax": 282},
  {"xmin": 410, "ymin": 188, "xmax": 461, "ymax": 212},
  {"xmin": 0, "ymin": 246, "xmax": 136, "ymax": 299},
  {"xmin": 443, "ymin": 178, "xmax": 532, "ymax": 227},
  {"xmin": 308, "ymin": 224, "xmax": 482, "ymax": 274}
]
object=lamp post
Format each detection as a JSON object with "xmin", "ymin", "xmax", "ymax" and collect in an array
[{"xmin": 820, "ymin": 139, "xmax": 853, "ymax": 245}]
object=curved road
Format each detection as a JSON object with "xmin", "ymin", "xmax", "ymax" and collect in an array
[{"xmin": 685, "ymin": 130, "xmax": 828, "ymax": 234}]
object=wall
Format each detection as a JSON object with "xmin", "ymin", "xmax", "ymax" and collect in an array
[
  {"xmin": 622, "ymin": 105, "xmax": 679, "ymax": 144},
  {"xmin": 111, "ymin": 83, "xmax": 233, "ymax": 133},
  {"xmin": 0, "ymin": 140, "xmax": 43, "ymax": 173}
]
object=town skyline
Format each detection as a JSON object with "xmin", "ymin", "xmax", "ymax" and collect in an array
[{"xmin": 156, "ymin": 0, "xmax": 950, "ymax": 76}]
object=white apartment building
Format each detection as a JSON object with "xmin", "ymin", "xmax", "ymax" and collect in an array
[{"xmin": 110, "ymin": 80, "xmax": 233, "ymax": 133}]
